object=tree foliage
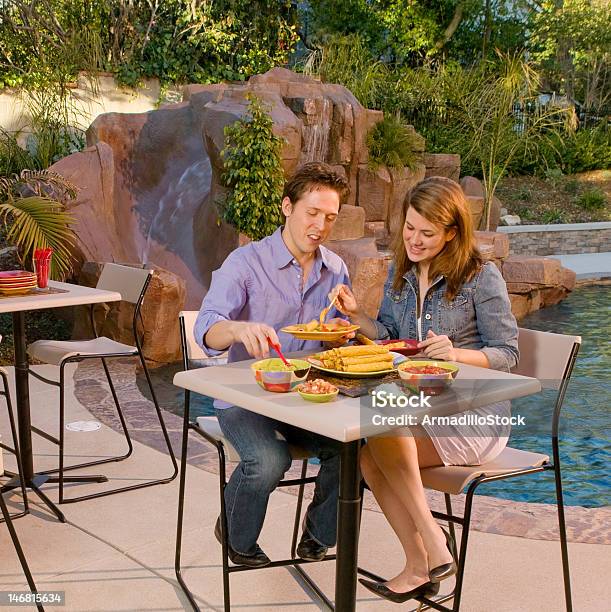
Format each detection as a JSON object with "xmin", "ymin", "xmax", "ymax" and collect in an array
[
  {"xmin": 221, "ymin": 95, "xmax": 285, "ymax": 241},
  {"xmin": 0, "ymin": 1, "xmax": 298, "ymax": 88},
  {"xmin": 531, "ymin": 0, "xmax": 611, "ymax": 109},
  {"xmin": 0, "ymin": 171, "xmax": 78, "ymax": 279}
]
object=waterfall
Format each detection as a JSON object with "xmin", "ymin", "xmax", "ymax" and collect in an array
[
  {"xmin": 141, "ymin": 158, "xmax": 212, "ymax": 265},
  {"xmin": 302, "ymin": 98, "xmax": 332, "ymax": 163}
]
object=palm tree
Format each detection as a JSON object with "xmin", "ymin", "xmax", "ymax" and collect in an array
[{"xmin": 0, "ymin": 170, "xmax": 78, "ymax": 279}]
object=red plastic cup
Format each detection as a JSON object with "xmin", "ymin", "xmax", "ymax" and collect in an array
[{"xmin": 34, "ymin": 255, "xmax": 51, "ymax": 289}]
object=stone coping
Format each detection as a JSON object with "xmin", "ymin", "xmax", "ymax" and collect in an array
[
  {"xmin": 498, "ymin": 221, "xmax": 611, "ymax": 233},
  {"xmin": 71, "ymin": 358, "xmax": 611, "ymax": 546}
]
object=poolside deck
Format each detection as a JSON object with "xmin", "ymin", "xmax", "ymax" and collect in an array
[{"xmin": 1, "ymin": 363, "xmax": 608, "ymax": 611}]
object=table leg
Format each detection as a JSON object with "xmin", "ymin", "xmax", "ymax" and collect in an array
[
  {"xmin": 334, "ymin": 441, "xmax": 361, "ymax": 611},
  {"xmin": 12, "ymin": 312, "xmax": 34, "ymax": 479}
]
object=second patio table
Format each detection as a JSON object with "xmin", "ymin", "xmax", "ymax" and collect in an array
[
  {"xmin": 0, "ymin": 280, "xmax": 122, "ymax": 522},
  {"xmin": 173, "ymin": 355, "xmax": 541, "ymax": 611}
]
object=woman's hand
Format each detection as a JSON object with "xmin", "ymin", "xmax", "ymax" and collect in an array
[
  {"xmin": 334, "ymin": 284, "xmax": 360, "ymax": 318},
  {"xmin": 418, "ymin": 330, "xmax": 458, "ymax": 361}
]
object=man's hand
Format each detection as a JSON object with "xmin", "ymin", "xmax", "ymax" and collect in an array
[
  {"xmin": 417, "ymin": 329, "xmax": 457, "ymax": 361},
  {"xmin": 323, "ymin": 317, "xmax": 356, "ymax": 348},
  {"xmin": 231, "ymin": 322, "xmax": 280, "ymax": 359}
]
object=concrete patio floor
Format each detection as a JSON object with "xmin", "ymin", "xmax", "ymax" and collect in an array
[{"xmin": 1, "ymin": 364, "xmax": 609, "ymax": 612}]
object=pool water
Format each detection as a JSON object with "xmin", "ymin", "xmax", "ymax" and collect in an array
[
  {"xmin": 480, "ymin": 285, "xmax": 610, "ymax": 507},
  {"xmin": 153, "ymin": 286, "xmax": 610, "ymax": 508}
]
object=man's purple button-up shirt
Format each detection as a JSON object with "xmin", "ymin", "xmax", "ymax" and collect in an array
[{"xmin": 194, "ymin": 227, "xmax": 351, "ymax": 364}]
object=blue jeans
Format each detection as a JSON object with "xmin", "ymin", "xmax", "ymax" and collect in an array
[{"xmin": 215, "ymin": 406, "xmax": 341, "ymax": 555}]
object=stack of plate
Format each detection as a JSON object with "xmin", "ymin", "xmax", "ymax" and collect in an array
[{"xmin": 0, "ymin": 270, "xmax": 38, "ymax": 295}]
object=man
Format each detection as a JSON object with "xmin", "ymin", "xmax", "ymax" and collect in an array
[{"xmin": 195, "ymin": 162, "xmax": 352, "ymax": 567}]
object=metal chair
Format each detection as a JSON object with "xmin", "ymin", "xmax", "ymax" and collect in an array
[
  {"xmin": 26, "ymin": 263, "xmax": 178, "ymax": 503},
  {"xmin": 358, "ymin": 327, "xmax": 580, "ymax": 612},
  {"xmin": 174, "ymin": 311, "xmax": 335, "ymax": 611},
  {"xmin": 1, "ymin": 354, "xmax": 43, "ymax": 611}
]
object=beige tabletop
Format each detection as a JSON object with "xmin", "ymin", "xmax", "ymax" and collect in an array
[
  {"xmin": 0, "ymin": 280, "xmax": 121, "ymax": 314},
  {"xmin": 173, "ymin": 355, "xmax": 542, "ymax": 443}
]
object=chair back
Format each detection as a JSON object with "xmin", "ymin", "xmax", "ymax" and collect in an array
[
  {"xmin": 512, "ymin": 328, "xmax": 581, "ymax": 391},
  {"xmin": 96, "ymin": 263, "xmax": 153, "ymax": 305},
  {"xmin": 179, "ymin": 311, "xmax": 208, "ymax": 367}
]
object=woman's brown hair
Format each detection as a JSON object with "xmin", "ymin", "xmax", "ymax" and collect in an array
[{"xmin": 392, "ymin": 176, "xmax": 483, "ymax": 301}]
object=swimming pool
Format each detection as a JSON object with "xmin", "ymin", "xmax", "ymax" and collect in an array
[
  {"xmin": 153, "ymin": 285, "xmax": 610, "ymax": 508},
  {"xmin": 480, "ymin": 284, "xmax": 610, "ymax": 507}
]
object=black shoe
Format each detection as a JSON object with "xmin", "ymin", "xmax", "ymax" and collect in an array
[
  {"xmin": 214, "ymin": 517, "xmax": 271, "ymax": 568},
  {"xmin": 359, "ymin": 577, "xmax": 440, "ymax": 603},
  {"xmin": 428, "ymin": 528, "xmax": 457, "ymax": 583},
  {"xmin": 296, "ymin": 532, "xmax": 328, "ymax": 561}
]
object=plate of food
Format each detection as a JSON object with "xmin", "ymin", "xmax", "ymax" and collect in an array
[
  {"xmin": 306, "ymin": 345, "xmax": 406, "ymax": 378},
  {"xmin": 281, "ymin": 320, "xmax": 360, "ymax": 341},
  {"xmin": 377, "ymin": 338, "xmax": 421, "ymax": 356}
]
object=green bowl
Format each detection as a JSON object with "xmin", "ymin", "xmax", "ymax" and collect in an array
[{"xmin": 297, "ymin": 387, "xmax": 339, "ymax": 403}]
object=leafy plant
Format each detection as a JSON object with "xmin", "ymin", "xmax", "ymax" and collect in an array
[
  {"xmin": 367, "ymin": 116, "xmax": 420, "ymax": 170},
  {"xmin": 220, "ymin": 95, "xmax": 285, "ymax": 241},
  {"xmin": 441, "ymin": 53, "xmax": 568, "ymax": 230},
  {"xmin": 0, "ymin": 171, "xmax": 78, "ymax": 279},
  {"xmin": 576, "ymin": 189, "xmax": 607, "ymax": 211},
  {"xmin": 540, "ymin": 209, "xmax": 565, "ymax": 224}
]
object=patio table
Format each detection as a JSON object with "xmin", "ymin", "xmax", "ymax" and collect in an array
[
  {"xmin": 173, "ymin": 353, "xmax": 542, "ymax": 611},
  {"xmin": 0, "ymin": 280, "xmax": 121, "ymax": 522}
]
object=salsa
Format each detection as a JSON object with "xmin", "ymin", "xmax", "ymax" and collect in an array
[
  {"xmin": 298, "ymin": 379, "xmax": 338, "ymax": 395},
  {"xmin": 400, "ymin": 365, "xmax": 449, "ymax": 375}
]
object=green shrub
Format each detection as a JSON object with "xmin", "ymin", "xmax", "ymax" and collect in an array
[
  {"xmin": 221, "ymin": 95, "xmax": 285, "ymax": 241},
  {"xmin": 576, "ymin": 189, "xmax": 607, "ymax": 210},
  {"xmin": 563, "ymin": 178, "xmax": 580, "ymax": 194},
  {"xmin": 540, "ymin": 209, "xmax": 565, "ymax": 224},
  {"xmin": 559, "ymin": 125, "xmax": 611, "ymax": 174},
  {"xmin": 367, "ymin": 117, "xmax": 420, "ymax": 170}
]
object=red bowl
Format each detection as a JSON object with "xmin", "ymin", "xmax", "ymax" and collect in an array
[{"xmin": 377, "ymin": 338, "xmax": 420, "ymax": 356}]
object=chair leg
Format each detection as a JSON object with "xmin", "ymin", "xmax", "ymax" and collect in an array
[
  {"xmin": 444, "ymin": 493, "xmax": 458, "ymax": 559},
  {"xmin": 1, "ymin": 370, "xmax": 29, "ymax": 518},
  {"xmin": 218, "ymin": 447, "xmax": 231, "ymax": 612},
  {"xmin": 0, "ymin": 493, "xmax": 44, "ymax": 612},
  {"xmin": 174, "ymin": 394, "xmax": 199, "ymax": 612},
  {"xmin": 55, "ymin": 354, "xmax": 178, "ymax": 503},
  {"xmin": 290, "ymin": 459, "xmax": 308, "ymax": 557},
  {"xmin": 138, "ymin": 350, "xmax": 179, "ymax": 479},
  {"xmin": 37, "ymin": 357, "xmax": 132, "ymax": 479},
  {"xmin": 552, "ymin": 451, "xmax": 573, "ymax": 612},
  {"xmin": 451, "ymin": 481, "xmax": 478, "ymax": 612}
]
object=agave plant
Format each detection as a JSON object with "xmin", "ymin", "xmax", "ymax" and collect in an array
[{"xmin": 0, "ymin": 170, "xmax": 78, "ymax": 279}]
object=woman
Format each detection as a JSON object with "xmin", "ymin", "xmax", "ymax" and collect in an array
[{"xmin": 336, "ymin": 176, "xmax": 519, "ymax": 603}]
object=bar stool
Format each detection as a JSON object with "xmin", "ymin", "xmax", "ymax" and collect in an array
[
  {"xmin": 174, "ymin": 312, "xmax": 335, "ymax": 611},
  {"xmin": 26, "ymin": 263, "xmax": 178, "ymax": 503}
]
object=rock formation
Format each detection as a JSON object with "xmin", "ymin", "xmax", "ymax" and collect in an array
[{"xmin": 48, "ymin": 68, "xmax": 574, "ymax": 360}]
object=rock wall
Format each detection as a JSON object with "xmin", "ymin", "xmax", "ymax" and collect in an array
[{"xmin": 50, "ymin": 68, "xmax": 424, "ymax": 320}]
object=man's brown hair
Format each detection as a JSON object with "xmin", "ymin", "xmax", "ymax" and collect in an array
[{"xmin": 282, "ymin": 162, "xmax": 349, "ymax": 205}]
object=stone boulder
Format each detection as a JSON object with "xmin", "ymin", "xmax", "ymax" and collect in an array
[
  {"xmin": 500, "ymin": 255, "xmax": 575, "ymax": 319},
  {"xmin": 73, "ymin": 262, "xmax": 186, "ymax": 366},
  {"xmin": 424, "ymin": 153, "xmax": 460, "ymax": 182},
  {"xmin": 328, "ymin": 205, "xmax": 365, "ymax": 241},
  {"xmin": 387, "ymin": 164, "xmax": 426, "ymax": 238},
  {"xmin": 357, "ymin": 165, "xmax": 392, "ymax": 221},
  {"xmin": 459, "ymin": 176, "xmax": 502, "ymax": 231},
  {"xmin": 475, "ymin": 231, "xmax": 510, "ymax": 260},
  {"xmin": 325, "ymin": 238, "xmax": 389, "ymax": 318}
]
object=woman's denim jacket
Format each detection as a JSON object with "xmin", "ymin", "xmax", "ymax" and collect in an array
[{"xmin": 374, "ymin": 261, "xmax": 519, "ymax": 372}]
